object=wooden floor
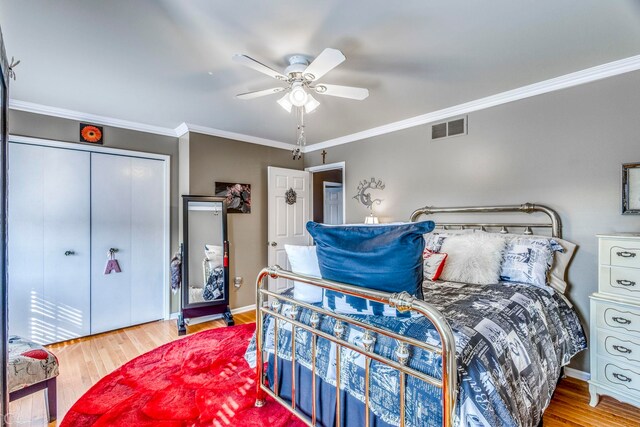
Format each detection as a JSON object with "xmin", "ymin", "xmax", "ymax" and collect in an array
[{"xmin": 9, "ymin": 310, "xmax": 640, "ymax": 426}]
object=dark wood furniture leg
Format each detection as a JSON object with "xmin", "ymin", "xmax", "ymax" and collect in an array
[
  {"xmin": 46, "ymin": 377, "xmax": 57, "ymax": 422},
  {"xmin": 9, "ymin": 377, "xmax": 57, "ymax": 422}
]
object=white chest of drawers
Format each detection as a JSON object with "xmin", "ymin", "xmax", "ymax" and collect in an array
[{"xmin": 589, "ymin": 233, "xmax": 640, "ymax": 408}]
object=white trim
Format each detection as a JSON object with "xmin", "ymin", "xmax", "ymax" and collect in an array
[
  {"xmin": 11, "ymin": 54, "xmax": 640, "ymax": 154},
  {"xmin": 180, "ymin": 122, "xmax": 296, "ymax": 151},
  {"xmin": 9, "ymin": 134, "xmax": 170, "ymax": 160},
  {"xmin": 564, "ymin": 367, "xmax": 590, "ymax": 382},
  {"xmin": 8, "ymin": 100, "xmax": 297, "ymax": 151},
  {"xmin": 304, "ymin": 54, "xmax": 640, "ymax": 152},
  {"xmin": 169, "ymin": 303, "xmax": 256, "ymax": 323},
  {"xmin": 305, "ymin": 161, "xmax": 346, "ymax": 173},
  {"xmin": 305, "ymin": 161, "xmax": 347, "ymax": 225},
  {"xmin": 9, "ymin": 135, "xmax": 173, "ymax": 321},
  {"xmin": 9, "ymin": 99, "xmax": 178, "ymax": 137},
  {"xmin": 174, "ymin": 122, "xmax": 189, "ymax": 137}
]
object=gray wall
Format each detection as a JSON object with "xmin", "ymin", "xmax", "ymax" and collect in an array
[
  {"xmin": 184, "ymin": 132, "xmax": 302, "ymax": 309},
  {"xmin": 304, "ymin": 71, "xmax": 640, "ymax": 373},
  {"xmin": 8, "ymin": 110, "xmax": 181, "ymax": 312}
]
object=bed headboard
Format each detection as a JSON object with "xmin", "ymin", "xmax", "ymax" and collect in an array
[{"xmin": 410, "ymin": 203, "xmax": 562, "ymax": 239}]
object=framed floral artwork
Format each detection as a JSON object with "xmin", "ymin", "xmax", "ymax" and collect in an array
[
  {"xmin": 80, "ymin": 123, "xmax": 103, "ymax": 144},
  {"xmin": 215, "ymin": 182, "xmax": 251, "ymax": 213},
  {"xmin": 623, "ymin": 162, "xmax": 640, "ymax": 214}
]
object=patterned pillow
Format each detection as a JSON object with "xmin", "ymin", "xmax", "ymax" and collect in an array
[
  {"xmin": 499, "ymin": 237, "xmax": 565, "ymax": 291},
  {"xmin": 423, "ymin": 249, "xmax": 448, "ymax": 281}
]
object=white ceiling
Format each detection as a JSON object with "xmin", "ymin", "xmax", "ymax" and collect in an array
[{"xmin": 2, "ymin": 1, "xmax": 640, "ymax": 145}]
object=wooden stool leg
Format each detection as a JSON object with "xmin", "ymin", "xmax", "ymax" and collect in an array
[{"xmin": 45, "ymin": 378, "xmax": 57, "ymax": 422}]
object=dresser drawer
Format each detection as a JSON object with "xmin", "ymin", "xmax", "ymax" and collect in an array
[
  {"xmin": 595, "ymin": 357, "xmax": 640, "ymax": 396},
  {"xmin": 595, "ymin": 300, "xmax": 640, "ymax": 335},
  {"xmin": 599, "ymin": 266, "xmax": 640, "ymax": 299},
  {"xmin": 596, "ymin": 328, "xmax": 640, "ymax": 365},
  {"xmin": 600, "ymin": 238, "xmax": 640, "ymax": 268}
]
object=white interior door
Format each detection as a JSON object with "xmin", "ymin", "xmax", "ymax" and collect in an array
[
  {"xmin": 8, "ymin": 143, "xmax": 91, "ymax": 344},
  {"xmin": 130, "ymin": 157, "xmax": 165, "ymax": 325},
  {"xmin": 323, "ymin": 182, "xmax": 344, "ymax": 225},
  {"xmin": 8, "ymin": 143, "xmax": 45, "ymax": 342},
  {"xmin": 91, "ymin": 153, "xmax": 133, "ymax": 334},
  {"xmin": 91, "ymin": 153, "xmax": 165, "ymax": 334},
  {"xmin": 267, "ymin": 166, "xmax": 310, "ymax": 292},
  {"xmin": 42, "ymin": 147, "xmax": 91, "ymax": 342}
]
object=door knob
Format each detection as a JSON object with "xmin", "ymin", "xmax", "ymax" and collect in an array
[
  {"xmin": 270, "ymin": 242, "xmax": 277, "ymax": 247},
  {"xmin": 64, "ymin": 250, "xmax": 75, "ymax": 256}
]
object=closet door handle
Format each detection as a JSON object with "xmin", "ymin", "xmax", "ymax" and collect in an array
[
  {"xmin": 64, "ymin": 250, "xmax": 75, "ymax": 256},
  {"xmin": 616, "ymin": 279, "xmax": 636, "ymax": 287},
  {"xmin": 616, "ymin": 251, "xmax": 637, "ymax": 258}
]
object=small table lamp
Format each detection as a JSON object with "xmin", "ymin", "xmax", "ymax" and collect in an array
[{"xmin": 364, "ymin": 213, "xmax": 379, "ymax": 224}]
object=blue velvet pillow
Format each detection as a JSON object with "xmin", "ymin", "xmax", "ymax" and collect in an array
[{"xmin": 306, "ymin": 221, "xmax": 435, "ymax": 315}]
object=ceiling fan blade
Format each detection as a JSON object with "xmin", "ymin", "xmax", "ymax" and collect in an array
[
  {"xmin": 303, "ymin": 48, "xmax": 346, "ymax": 81},
  {"xmin": 236, "ymin": 87, "xmax": 287, "ymax": 100},
  {"xmin": 314, "ymin": 84, "xmax": 369, "ymax": 100},
  {"xmin": 232, "ymin": 54, "xmax": 288, "ymax": 81}
]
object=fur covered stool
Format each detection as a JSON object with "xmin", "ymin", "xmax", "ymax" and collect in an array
[{"xmin": 8, "ymin": 336, "xmax": 59, "ymax": 422}]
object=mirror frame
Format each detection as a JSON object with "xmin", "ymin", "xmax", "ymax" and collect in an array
[{"xmin": 181, "ymin": 195, "xmax": 229, "ymax": 311}]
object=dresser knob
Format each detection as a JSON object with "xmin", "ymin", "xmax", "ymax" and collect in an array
[
  {"xmin": 612, "ymin": 372, "xmax": 632, "ymax": 383},
  {"xmin": 616, "ymin": 279, "xmax": 636, "ymax": 287},
  {"xmin": 616, "ymin": 251, "xmax": 637, "ymax": 258},
  {"xmin": 612, "ymin": 316, "xmax": 632, "ymax": 325},
  {"xmin": 612, "ymin": 344, "xmax": 632, "ymax": 354}
]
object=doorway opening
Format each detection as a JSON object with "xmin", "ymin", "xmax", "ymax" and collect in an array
[{"xmin": 306, "ymin": 162, "xmax": 346, "ymax": 225}]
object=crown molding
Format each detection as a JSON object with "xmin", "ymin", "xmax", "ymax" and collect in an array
[
  {"xmin": 9, "ymin": 99, "xmax": 178, "ymax": 137},
  {"xmin": 10, "ymin": 54, "xmax": 640, "ymax": 153},
  {"xmin": 304, "ymin": 54, "xmax": 640, "ymax": 153},
  {"xmin": 174, "ymin": 122, "xmax": 189, "ymax": 137},
  {"xmin": 179, "ymin": 122, "xmax": 296, "ymax": 150},
  {"xmin": 8, "ymin": 99, "xmax": 296, "ymax": 150}
]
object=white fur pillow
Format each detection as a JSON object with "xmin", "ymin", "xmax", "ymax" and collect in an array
[{"xmin": 439, "ymin": 234, "xmax": 506, "ymax": 285}]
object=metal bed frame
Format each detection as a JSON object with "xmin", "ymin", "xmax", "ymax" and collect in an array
[{"xmin": 255, "ymin": 203, "xmax": 562, "ymax": 427}]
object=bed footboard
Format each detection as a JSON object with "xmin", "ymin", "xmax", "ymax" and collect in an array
[{"xmin": 255, "ymin": 265, "xmax": 458, "ymax": 427}]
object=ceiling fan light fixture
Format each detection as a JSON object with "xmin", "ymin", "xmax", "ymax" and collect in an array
[
  {"xmin": 304, "ymin": 95, "xmax": 320, "ymax": 113},
  {"xmin": 277, "ymin": 94, "xmax": 293, "ymax": 113},
  {"xmin": 289, "ymin": 82, "xmax": 308, "ymax": 107}
]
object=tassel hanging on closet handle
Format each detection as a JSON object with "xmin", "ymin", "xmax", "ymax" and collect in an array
[{"xmin": 104, "ymin": 248, "xmax": 122, "ymax": 274}]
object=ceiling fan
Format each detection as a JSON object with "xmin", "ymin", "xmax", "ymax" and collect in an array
[{"xmin": 232, "ymin": 48, "xmax": 369, "ymax": 114}]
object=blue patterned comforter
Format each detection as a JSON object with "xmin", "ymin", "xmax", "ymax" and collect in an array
[{"xmin": 245, "ymin": 280, "xmax": 586, "ymax": 427}]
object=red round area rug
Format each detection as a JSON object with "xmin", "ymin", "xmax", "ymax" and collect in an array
[{"xmin": 61, "ymin": 323, "xmax": 304, "ymax": 427}]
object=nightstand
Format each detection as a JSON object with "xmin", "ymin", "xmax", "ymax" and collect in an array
[{"xmin": 589, "ymin": 233, "xmax": 640, "ymax": 408}]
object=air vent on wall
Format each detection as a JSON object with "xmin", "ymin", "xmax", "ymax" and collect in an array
[{"xmin": 431, "ymin": 116, "xmax": 467, "ymax": 140}]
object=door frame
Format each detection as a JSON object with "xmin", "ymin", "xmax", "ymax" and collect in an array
[
  {"xmin": 8, "ymin": 134, "xmax": 172, "ymax": 320},
  {"xmin": 305, "ymin": 161, "xmax": 346, "ymax": 225}
]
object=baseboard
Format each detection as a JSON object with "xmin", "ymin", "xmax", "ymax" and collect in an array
[
  {"xmin": 168, "ymin": 304, "xmax": 256, "ymax": 323},
  {"xmin": 232, "ymin": 304, "xmax": 256, "ymax": 315},
  {"xmin": 564, "ymin": 367, "xmax": 590, "ymax": 381}
]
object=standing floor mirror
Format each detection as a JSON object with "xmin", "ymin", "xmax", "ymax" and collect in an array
[{"xmin": 177, "ymin": 196, "xmax": 233, "ymax": 335}]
